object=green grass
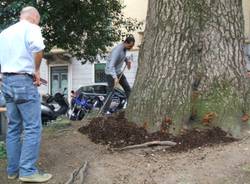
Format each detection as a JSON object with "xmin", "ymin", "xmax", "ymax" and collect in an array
[
  {"xmin": 43, "ymin": 117, "xmax": 72, "ymax": 133},
  {"xmin": 0, "ymin": 141, "xmax": 6, "ymax": 159}
]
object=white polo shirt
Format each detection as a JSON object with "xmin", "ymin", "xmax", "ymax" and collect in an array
[{"xmin": 0, "ymin": 20, "xmax": 45, "ymax": 74}]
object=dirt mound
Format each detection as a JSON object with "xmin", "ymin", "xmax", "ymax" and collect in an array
[{"xmin": 79, "ymin": 112, "xmax": 236, "ymax": 152}]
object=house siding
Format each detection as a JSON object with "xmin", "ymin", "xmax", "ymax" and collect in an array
[
  {"xmin": 70, "ymin": 51, "xmax": 139, "ymax": 92},
  {"xmin": 71, "ymin": 59, "xmax": 93, "ymax": 89},
  {"xmin": 39, "ymin": 59, "xmax": 49, "ymax": 95},
  {"xmin": 243, "ymin": 0, "xmax": 250, "ymax": 38}
]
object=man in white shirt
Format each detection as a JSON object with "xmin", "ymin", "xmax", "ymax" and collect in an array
[{"xmin": 0, "ymin": 6, "xmax": 52, "ymax": 183}]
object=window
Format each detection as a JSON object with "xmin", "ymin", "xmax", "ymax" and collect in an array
[
  {"xmin": 94, "ymin": 63, "xmax": 106, "ymax": 83},
  {"xmin": 78, "ymin": 86, "xmax": 94, "ymax": 93},
  {"xmin": 50, "ymin": 66, "xmax": 68, "ymax": 95}
]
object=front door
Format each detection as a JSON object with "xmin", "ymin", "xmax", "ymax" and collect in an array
[{"xmin": 51, "ymin": 66, "xmax": 68, "ymax": 95}]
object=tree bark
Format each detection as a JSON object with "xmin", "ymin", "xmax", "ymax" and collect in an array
[{"xmin": 126, "ymin": 0, "xmax": 250, "ymax": 136}]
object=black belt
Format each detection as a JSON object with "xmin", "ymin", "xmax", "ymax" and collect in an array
[{"xmin": 2, "ymin": 73, "xmax": 33, "ymax": 78}]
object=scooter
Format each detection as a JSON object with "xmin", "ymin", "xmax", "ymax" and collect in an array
[{"xmin": 41, "ymin": 88, "xmax": 69, "ymax": 124}]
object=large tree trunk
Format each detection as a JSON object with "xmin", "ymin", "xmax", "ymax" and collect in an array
[{"xmin": 126, "ymin": 0, "xmax": 250, "ymax": 136}]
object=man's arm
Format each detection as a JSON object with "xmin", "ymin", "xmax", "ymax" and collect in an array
[
  {"xmin": 124, "ymin": 56, "xmax": 132, "ymax": 70},
  {"xmin": 107, "ymin": 47, "xmax": 121, "ymax": 86},
  {"xmin": 108, "ymin": 48, "xmax": 120, "ymax": 78},
  {"xmin": 33, "ymin": 51, "xmax": 43, "ymax": 86},
  {"xmin": 26, "ymin": 24, "xmax": 45, "ymax": 86}
]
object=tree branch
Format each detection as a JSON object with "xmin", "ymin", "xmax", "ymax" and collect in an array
[
  {"xmin": 79, "ymin": 161, "xmax": 88, "ymax": 184},
  {"xmin": 65, "ymin": 161, "xmax": 88, "ymax": 184},
  {"xmin": 115, "ymin": 141, "xmax": 177, "ymax": 151}
]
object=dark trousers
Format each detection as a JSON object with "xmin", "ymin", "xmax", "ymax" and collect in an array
[
  {"xmin": 106, "ymin": 74, "xmax": 131, "ymax": 98},
  {"xmin": 103, "ymin": 74, "xmax": 131, "ymax": 113}
]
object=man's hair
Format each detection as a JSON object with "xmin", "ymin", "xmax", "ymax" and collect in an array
[
  {"xmin": 124, "ymin": 35, "xmax": 135, "ymax": 44},
  {"xmin": 20, "ymin": 6, "xmax": 40, "ymax": 19}
]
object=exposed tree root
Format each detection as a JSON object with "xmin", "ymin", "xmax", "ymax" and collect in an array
[
  {"xmin": 65, "ymin": 161, "xmax": 88, "ymax": 184},
  {"xmin": 114, "ymin": 141, "xmax": 177, "ymax": 151}
]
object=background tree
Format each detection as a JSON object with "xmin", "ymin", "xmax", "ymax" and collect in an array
[
  {"xmin": 0, "ymin": 0, "xmax": 141, "ymax": 62},
  {"xmin": 126, "ymin": 0, "xmax": 250, "ymax": 137}
]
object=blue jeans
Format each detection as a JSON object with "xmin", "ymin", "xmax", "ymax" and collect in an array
[{"xmin": 1, "ymin": 74, "xmax": 42, "ymax": 177}]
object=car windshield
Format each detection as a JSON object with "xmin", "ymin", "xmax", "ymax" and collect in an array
[
  {"xmin": 77, "ymin": 85, "xmax": 108, "ymax": 95},
  {"xmin": 93, "ymin": 85, "xmax": 107, "ymax": 94}
]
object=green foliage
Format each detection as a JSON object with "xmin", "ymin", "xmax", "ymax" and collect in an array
[
  {"xmin": 0, "ymin": 141, "xmax": 6, "ymax": 159},
  {"xmin": 0, "ymin": 0, "xmax": 142, "ymax": 62}
]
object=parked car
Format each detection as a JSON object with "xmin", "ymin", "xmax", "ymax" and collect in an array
[{"xmin": 75, "ymin": 84, "xmax": 109, "ymax": 97}]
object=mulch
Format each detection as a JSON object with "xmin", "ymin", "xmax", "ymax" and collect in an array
[{"xmin": 78, "ymin": 112, "xmax": 236, "ymax": 152}]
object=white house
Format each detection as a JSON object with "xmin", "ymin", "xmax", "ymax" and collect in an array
[{"xmin": 39, "ymin": 50, "xmax": 139, "ymax": 97}]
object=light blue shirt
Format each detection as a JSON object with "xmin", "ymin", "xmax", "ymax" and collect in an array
[
  {"xmin": 105, "ymin": 43, "xmax": 128, "ymax": 78},
  {"xmin": 0, "ymin": 20, "xmax": 45, "ymax": 74}
]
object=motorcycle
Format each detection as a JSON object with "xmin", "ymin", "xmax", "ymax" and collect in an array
[
  {"xmin": 68, "ymin": 93, "xmax": 104, "ymax": 120},
  {"xmin": 41, "ymin": 88, "xmax": 69, "ymax": 124},
  {"xmin": 68, "ymin": 87, "xmax": 127, "ymax": 120}
]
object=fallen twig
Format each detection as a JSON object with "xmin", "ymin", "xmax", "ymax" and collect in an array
[
  {"xmin": 65, "ymin": 161, "xmax": 88, "ymax": 184},
  {"xmin": 114, "ymin": 140, "xmax": 177, "ymax": 151},
  {"xmin": 56, "ymin": 128, "xmax": 72, "ymax": 134},
  {"xmin": 79, "ymin": 161, "xmax": 88, "ymax": 184},
  {"xmin": 65, "ymin": 168, "xmax": 79, "ymax": 184}
]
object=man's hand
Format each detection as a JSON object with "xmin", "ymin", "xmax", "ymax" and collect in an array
[
  {"xmin": 114, "ymin": 77, "xmax": 119, "ymax": 87},
  {"xmin": 33, "ymin": 71, "xmax": 41, "ymax": 86},
  {"xmin": 127, "ymin": 60, "xmax": 132, "ymax": 70}
]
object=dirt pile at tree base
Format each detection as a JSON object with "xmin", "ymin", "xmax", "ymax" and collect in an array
[{"xmin": 79, "ymin": 112, "xmax": 236, "ymax": 152}]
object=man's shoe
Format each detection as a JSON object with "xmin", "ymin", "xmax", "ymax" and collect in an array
[
  {"xmin": 19, "ymin": 173, "xmax": 52, "ymax": 183},
  {"xmin": 7, "ymin": 173, "xmax": 18, "ymax": 180}
]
